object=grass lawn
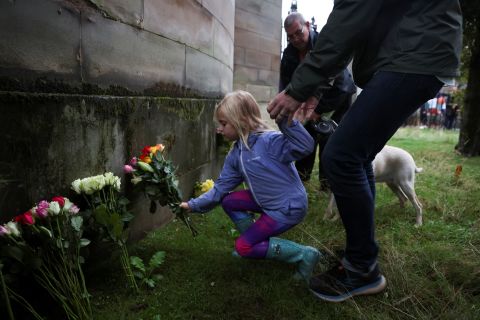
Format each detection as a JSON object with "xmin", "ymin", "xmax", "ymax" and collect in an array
[{"xmin": 90, "ymin": 127, "xmax": 480, "ymax": 319}]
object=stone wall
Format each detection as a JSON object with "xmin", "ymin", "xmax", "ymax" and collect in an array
[
  {"xmin": 233, "ymin": 0, "xmax": 282, "ymax": 102},
  {"xmin": 0, "ymin": 0, "xmax": 234, "ymax": 238}
]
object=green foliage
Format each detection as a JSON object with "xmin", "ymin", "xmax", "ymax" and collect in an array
[
  {"xmin": 90, "ymin": 128, "xmax": 480, "ymax": 319},
  {"xmin": 130, "ymin": 251, "xmax": 166, "ymax": 289}
]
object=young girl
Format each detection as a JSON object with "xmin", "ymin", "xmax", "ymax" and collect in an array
[{"xmin": 180, "ymin": 90, "xmax": 320, "ymax": 282}]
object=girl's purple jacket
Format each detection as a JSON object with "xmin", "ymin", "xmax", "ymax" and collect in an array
[{"xmin": 188, "ymin": 119, "xmax": 314, "ymax": 225}]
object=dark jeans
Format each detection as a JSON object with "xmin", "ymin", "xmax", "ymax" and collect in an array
[
  {"xmin": 321, "ymin": 71, "xmax": 443, "ymax": 270},
  {"xmin": 295, "ymin": 93, "xmax": 353, "ymax": 184}
]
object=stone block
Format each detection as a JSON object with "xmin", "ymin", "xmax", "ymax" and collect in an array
[
  {"xmin": 234, "ymin": 46, "xmax": 246, "ymax": 65},
  {"xmin": 0, "ymin": 0, "xmax": 81, "ymax": 81},
  {"xmin": 202, "ymin": 0, "xmax": 235, "ymax": 39},
  {"xmin": 234, "ymin": 29, "xmax": 281, "ymax": 55},
  {"xmin": 236, "ymin": 0, "xmax": 282, "ymax": 23},
  {"xmin": 234, "ymin": 8, "xmax": 280, "ymax": 40},
  {"xmin": 258, "ymin": 69, "xmax": 279, "ymax": 86},
  {"xmin": 82, "ymin": 10, "xmax": 186, "ymax": 91},
  {"xmin": 233, "ymin": 83, "xmax": 247, "ymax": 91},
  {"xmin": 271, "ymin": 54, "xmax": 281, "ymax": 72},
  {"xmin": 245, "ymin": 49, "xmax": 272, "ymax": 70},
  {"xmin": 213, "ymin": 20, "xmax": 234, "ymax": 69},
  {"xmin": 185, "ymin": 47, "xmax": 233, "ymax": 96},
  {"xmin": 88, "ymin": 0, "xmax": 143, "ymax": 26},
  {"xmin": 233, "ymin": 66, "xmax": 259, "ymax": 84},
  {"xmin": 144, "ymin": 0, "xmax": 214, "ymax": 55},
  {"xmin": 246, "ymin": 83, "xmax": 275, "ymax": 102}
]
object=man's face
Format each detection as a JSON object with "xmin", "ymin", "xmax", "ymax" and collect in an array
[{"xmin": 286, "ymin": 20, "xmax": 309, "ymax": 50}]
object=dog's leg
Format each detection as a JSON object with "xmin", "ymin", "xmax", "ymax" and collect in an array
[
  {"xmin": 324, "ymin": 192, "xmax": 339, "ymax": 221},
  {"xmin": 398, "ymin": 181, "xmax": 423, "ymax": 227},
  {"xmin": 386, "ymin": 182, "xmax": 408, "ymax": 208}
]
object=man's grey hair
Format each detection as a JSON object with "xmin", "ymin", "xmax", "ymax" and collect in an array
[{"xmin": 284, "ymin": 12, "xmax": 306, "ymax": 29}]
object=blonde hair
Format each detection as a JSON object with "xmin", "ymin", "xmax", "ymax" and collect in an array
[{"xmin": 214, "ymin": 90, "xmax": 273, "ymax": 149}]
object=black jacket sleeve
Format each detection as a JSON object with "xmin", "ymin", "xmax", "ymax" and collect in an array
[{"xmin": 285, "ymin": 0, "xmax": 384, "ymax": 101}]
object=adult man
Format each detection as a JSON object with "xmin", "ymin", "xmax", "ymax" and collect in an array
[
  {"xmin": 268, "ymin": 1, "xmax": 462, "ymax": 302},
  {"xmin": 280, "ymin": 13, "xmax": 356, "ymax": 187}
]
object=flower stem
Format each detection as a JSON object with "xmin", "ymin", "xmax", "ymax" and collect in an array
[
  {"xmin": 0, "ymin": 266, "xmax": 15, "ymax": 320},
  {"xmin": 7, "ymin": 286, "xmax": 45, "ymax": 320},
  {"xmin": 119, "ymin": 243, "xmax": 139, "ymax": 293}
]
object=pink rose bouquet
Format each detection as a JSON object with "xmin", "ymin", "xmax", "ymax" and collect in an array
[{"xmin": 0, "ymin": 197, "xmax": 91, "ymax": 319}]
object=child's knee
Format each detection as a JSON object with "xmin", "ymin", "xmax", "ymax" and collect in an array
[
  {"xmin": 235, "ymin": 237, "xmax": 253, "ymax": 257},
  {"xmin": 221, "ymin": 194, "xmax": 232, "ymax": 211}
]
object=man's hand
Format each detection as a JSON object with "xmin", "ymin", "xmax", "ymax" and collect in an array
[
  {"xmin": 267, "ymin": 90, "xmax": 302, "ymax": 123},
  {"xmin": 293, "ymin": 96, "xmax": 319, "ymax": 123}
]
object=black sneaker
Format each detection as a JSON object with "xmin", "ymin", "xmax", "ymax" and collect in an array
[{"xmin": 309, "ymin": 263, "xmax": 386, "ymax": 302}]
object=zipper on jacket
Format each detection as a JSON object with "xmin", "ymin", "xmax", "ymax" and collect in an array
[{"xmin": 239, "ymin": 141, "xmax": 262, "ymax": 208}]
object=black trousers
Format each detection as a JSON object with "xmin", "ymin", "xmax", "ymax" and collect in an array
[{"xmin": 322, "ymin": 71, "xmax": 443, "ymax": 270}]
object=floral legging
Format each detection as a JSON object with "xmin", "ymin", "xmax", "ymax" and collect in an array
[{"xmin": 221, "ymin": 190, "xmax": 294, "ymax": 258}]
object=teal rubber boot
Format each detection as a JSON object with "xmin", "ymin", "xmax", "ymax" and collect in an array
[{"xmin": 265, "ymin": 237, "xmax": 321, "ymax": 282}]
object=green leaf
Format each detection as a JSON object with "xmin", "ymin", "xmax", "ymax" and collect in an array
[
  {"xmin": 80, "ymin": 238, "xmax": 91, "ymax": 247},
  {"xmin": 121, "ymin": 211, "xmax": 135, "ymax": 222},
  {"xmin": 93, "ymin": 204, "xmax": 109, "ymax": 226},
  {"xmin": 1, "ymin": 246, "xmax": 24, "ymax": 263},
  {"xmin": 133, "ymin": 270, "xmax": 144, "ymax": 279},
  {"xmin": 118, "ymin": 197, "xmax": 130, "ymax": 206},
  {"xmin": 70, "ymin": 215, "xmax": 83, "ymax": 232},
  {"xmin": 63, "ymin": 241, "xmax": 70, "ymax": 249},
  {"xmin": 144, "ymin": 278, "xmax": 156, "ymax": 288},
  {"xmin": 109, "ymin": 213, "xmax": 123, "ymax": 240},
  {"xmin": 152, "ymin": 274, "xmax": 163, "ymax": 281},
  {"xmin": 130, "ymin": 256, "xmax": 146, "ymax": 273},
  {"xmin": 145, "ymin": 185, "xmax": 159, "ymax": 196},
  {"xmin": 38, "ymin": 226, "xmax": 53, "ymax": 238},
  {"xmin": 137, "ymin": 161, "xmax": 154, "ymax": 172},
  {"xmin": 148, "ymin": 251, "xmax": 166, "ymax": 269}
]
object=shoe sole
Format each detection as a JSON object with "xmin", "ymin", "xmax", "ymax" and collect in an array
[{"xmin": 310, "ymin": 275, "xmax": 387, "ymax": 303}]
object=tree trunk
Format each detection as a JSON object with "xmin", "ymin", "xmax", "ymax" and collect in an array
[{"xmin": 456, "ymin": 26, "xmax": 480, "ymax": 156}]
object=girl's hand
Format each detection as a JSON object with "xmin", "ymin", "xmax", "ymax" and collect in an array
[{"xmin": 179, "ymin": 202, "xmax": 191, "ymax": 211}]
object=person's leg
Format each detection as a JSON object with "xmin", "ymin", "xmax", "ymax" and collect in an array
[
  {"xmin": 295, "ymin": 122, "xmax": 318, "ymax": 181},
  {"xmin": 221, "ymin": 190, "xmax": 262, "ymax": 233},
  {"xmin": 330, "ymin": 94, "xmax": 353, "ymax": 124},
  {"xmin": 312, "ymin": 71, "xmax": 442, "ymax": 301},
  {"xmin": 235, "ymin": 214, "xmax": 320, "ymax": 281},
  {"xmin": 234, "ymin": 214, "xmax": 292, "ymax": 258}
]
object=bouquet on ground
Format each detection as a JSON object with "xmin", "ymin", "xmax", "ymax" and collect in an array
[
  {"xmin": 71, "ymin": 173, "xmax": 138, "ymax": 292},
  {"xmin": 0, "ymin": 197, "xmax": 92, "ymax": 320},
  {"xmin": 124, "ymin": 144, "xmax": 198, "ymax": 236}
]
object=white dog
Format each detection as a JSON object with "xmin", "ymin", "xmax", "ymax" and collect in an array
[{"xmin": 324, "ymin": 145, "xmax": 423, "ymax": 226}]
